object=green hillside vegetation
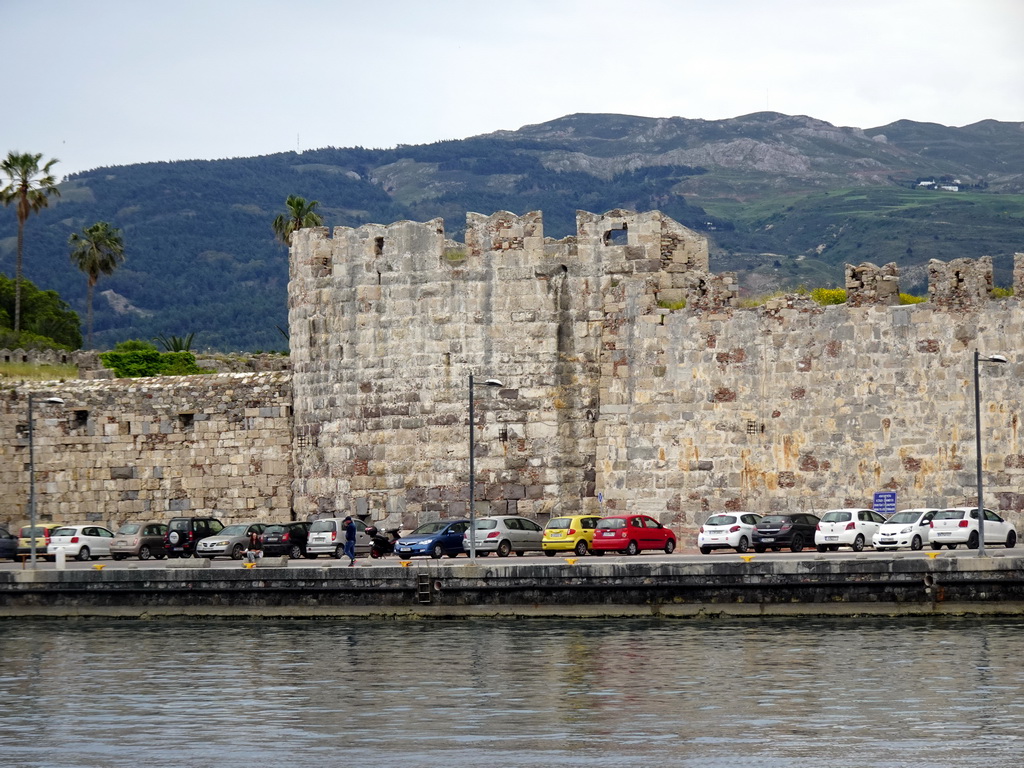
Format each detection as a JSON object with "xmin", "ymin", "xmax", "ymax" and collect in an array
[{"xmin": 2, "ymin": 112, "xmax": 1022, "ymax": 351}]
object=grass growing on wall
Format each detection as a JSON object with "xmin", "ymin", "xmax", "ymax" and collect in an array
[{"xmin": 0, "ymin": 362, "xmax": 78, "ymax": 381}]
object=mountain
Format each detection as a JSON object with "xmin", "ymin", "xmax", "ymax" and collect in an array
[{"xmin": 2, "ymin": 112, "xmax": 1022, "ymax": 351}]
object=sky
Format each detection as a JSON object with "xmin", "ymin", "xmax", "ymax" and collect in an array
[{"xmin": 5, "ymin": 0, "xmax": 1024, "ymax": 179}]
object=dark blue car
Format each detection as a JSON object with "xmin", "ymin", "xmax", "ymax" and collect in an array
[
  {"xmin": 0, "ymin": 526, "xmax": 17, "ymax": 560},
  {"xmin": 394, "ymin": 519, "xmax": 470, "ymax": 559}
]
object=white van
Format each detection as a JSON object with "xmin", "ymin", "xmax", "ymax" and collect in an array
[{"xmin": 306, "ymin": 517, "xmax": 371, "ymax": 558}]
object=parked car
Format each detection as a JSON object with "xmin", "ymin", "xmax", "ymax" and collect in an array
[
  {"xmin": 590, "ymin": 514, "xmax": 677, "ymax": 556},
  {"xmin": 753, "ymin": 513, "xmax": 821, "ymax": 553},
  {"xmin": 306, "ymin": 517, "xmax": 372, "ymax": 558},
  {"xmin": 872, "ymin": 508, "xmax": 937, "ymax": 551},
  {"xmin": 18, "ymin": 523, "xmax": 63, "ymax": 556},
  {"xmin": 110, "ymin": 521, "xmax": 168, "ymax": 560},
  {"xmin": 164, "ymin": 517, "xmax": 224, "ymax": 558},
  {"xmin": 47, "ymin": 525, "xmax": 115, "ymax": 561},
  {"xmin": 929, "ymin": 507, "xmax": 1018, "ymax": 550},
  {"xmin": 464, "ymin": 516, "xmax": 545, "ymax": 557},
  {"xmin": 697, "ymin": 512, "xmax": 763, "ymax": 554},
  {"xmin": 0, "ymin": 526, "xmax": 17, "ymax": 560},
  {"xmin": 394, "ymin": 519, "xmax": 469, "ymax": 559},
  {"xmin": 261, "ymin": 522, "xmax": 313, "ymax": 559},
  {"xmin": 814, "ymin": 508, "xmax": 886, "ymax": 552},
  {"xmin": 542, "ymin": 515, "xmax": 602, "ymax": 556},
  {"xmin": 196, "ymin": 522, "xmax": 267, "ymax": 560}
]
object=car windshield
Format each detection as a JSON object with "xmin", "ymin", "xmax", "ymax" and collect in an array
[
  {"xmin": 759, "ymin": 516, "xmax": 790, "ymax": 526},
  {"xmin": 472, "ymin": 520, "xmax": 497, "ymax": 530},
  {"xmin": 597, "ymin": 518, "xmax": 626, "ymax": 529},
  {"xmin": 263, "ymin": 525, "xmax": 285, "ymax": 534},
  {"xmin": 934, "ymin": 509, "xmax": 967, "ymax": 520},
  {"xmin": 411, "ymin": 521, "xmax": 448, "ymax": 536},
  {"xmin": 705, "ymin": 515, "xmax": 737, "ymax": 525},
  {"xmin": 219, "ymin": 525, "xmax": 249, "ymax": 536},
  {"xmin": 116, "ymin": 524, "xmax": 141, "ymax": 535},
  {"xmin": 821, "ymin": 511, "xmax": 852, "ymax": 522},
  {"xmin": 309, "ymin": 520, "xmax": 337, "ymax": 533},
  {"xmin": 169, "ymin": 520, "xmax": 190, "ymax": 531},
  {"xmin": 20, "ymin": 526, "xmax": 52, "ymax": 537},
  {"xmin": 51, "ymin": 527, "xmax": 76, "ymax": 537},
  {"xmin": 546, "ymin": 517, "xmax": 573, "ymax": 529},
  {"xmin": 886, "ymin": 511, "xmax": 920, "ymax": 524}
]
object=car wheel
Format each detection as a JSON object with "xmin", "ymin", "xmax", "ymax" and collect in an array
[
  {"xmin": 335, "ymin": 545, "xmax": 345, "ymax": 559},
  {"xmin": 496, "ymin": 540, "xmax": 512, "ymax": 557},
  {"xmin": 816, "ymin": 544, "xmax": 828, "ymax": 553},
  {"xmin": 735, "ymin": 536, "xmax": 749, "ymax": 554},
  {"xmin": 544, "ymin": 550, "xmax": 556, "ymax": 557},
  {"xmin": 790, "ymin": 534, "xmax": 804, "ymax": 553},
  {"xmin": 930, "ymin": 542, "xmax": 942, "ymax": 550},
  {"xmin": 851, "ymin": 534, "xmax": 865, "ymax": 552},
  {"xmin": 911, "ymin": 535, "xmax": 923, "ymax": 551},
  {"xmin": 230, "ymin": 544, "xmax": 245, "ymax": 560},
  {"xmin": 753, "ymin": 545, "xmax": 766, "ymax": 553},
  {"xmin": 699, "ymin": 546, "xmax": 712, "ymax": 555},
  {"xmin": 1006, "ymin": 530, "xmax": 1017, "ymax": 549},
  {"xmin": 431, "ymin": 544, "xmax": 444, "ymax": 559},
  {"xmin": 575, "ymin": 540, "xmax": 589, "ymax": 556},
  {"xmin": 664, "ymin": 539, "xmax": 676, "ymax": 555},
  {"xmin": 76, "ymin": 547, "xmax": 91, "ymax": 562},
  {"xmin": 626, "ymin": 540, "xmax": 640, "ymax": 556},
  {"xmin": 948, "ymin": 543, "xmax": 958, "ymax": 550},
  {"xmin": 288, "ymin": 544, "xmax": 303, "ymax": 560},
  {"xmin": 967, "ymin": 531, "xmax": 980, "ymax": 550},
  {"xmin": 139, "ymin": 545, "xmax": 152, "ymax": 560}
]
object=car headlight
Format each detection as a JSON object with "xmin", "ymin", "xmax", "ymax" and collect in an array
[{"xmin": 899, "ymin": 527, "xmax": 912, "ymax": 535}]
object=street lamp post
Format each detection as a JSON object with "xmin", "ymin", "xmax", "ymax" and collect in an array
[
  {"xmin": 974, "ymin": 351, "xmax": 1007, "ymax": 557},
  {"xmin": 468, "ymin": 373, "xmax": 503, "ymax": 560},
  {"xmin": 27, "ymin": 394, "xmax": 65, "ymax": 568}
]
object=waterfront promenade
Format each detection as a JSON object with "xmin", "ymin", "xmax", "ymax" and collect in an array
[{"xmin": 2, "ymin": 550, "xmax": 1024, "ymax": 618}]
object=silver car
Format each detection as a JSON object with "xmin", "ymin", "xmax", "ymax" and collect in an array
[
  {"xmin": 464, "ymin": 515, "xmax": 544, "ymax": 557},
  {"xmin": 306, "ymin": 517, "xmax": 372, "ymax": 558},
  {"xmin": 196, "ymin": 522, "xmax": 267, "ymax": 560}
]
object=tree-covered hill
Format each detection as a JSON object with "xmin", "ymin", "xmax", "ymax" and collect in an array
[{"xmin": 2, "ymin": 112, "xmax": 1022, "ymax": 351}]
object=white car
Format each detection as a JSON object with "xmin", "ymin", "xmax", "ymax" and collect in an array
[
  {"xmin": 697, "ymin": 512, "xmax": 762, "ymax": 554},
  {"xmin": 872, "ymin": 508, "xmax": 937, "ymax": 551},
  {"xmin": 814, "ymin": 508, "xmax": 886, "ymax": 552},
  {"xmin": 464, "ymin": 515, "xmax": 544, "ymax": 557},
  {"xmin": 929, "ymin": 507, "xmax": 1018, "ymax": 550},
  {"xmin": 47, "ymin": 525, "xmax": 115, "ymax": 561}
]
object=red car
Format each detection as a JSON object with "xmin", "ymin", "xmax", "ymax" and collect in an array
[{"xmin": 590, "ymin": 514, "xmax": 677, "ymax": 555}]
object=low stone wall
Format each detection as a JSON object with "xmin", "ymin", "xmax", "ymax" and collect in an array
[{"xmin": 2, "ymin": 555, "xmax": 1023, "ymax": 618}]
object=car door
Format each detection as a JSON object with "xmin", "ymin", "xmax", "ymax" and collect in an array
[
  {"xmin": 503, "ymin": 518, "xmax": 523, "ymax": 549},
  {"xmin": 520, "ymin": 519, "xmax": 543, "ymax": 550},
  {"xmin": 444, "ymin": 521, "xmax": 468, "ymax": 554},
  {"xmin": 860, "ymin": 510, "xmax": 883, "ymax": 540},
  {"xmin": 983, "ymin": 509, "xmax": 1009, "ymax": 544},
  {"xmin": 353, "ymin": 519, "xmax": 371, "ymax": 554}
]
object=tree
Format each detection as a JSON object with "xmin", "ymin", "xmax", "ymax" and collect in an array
[
  {"xmin": 272, "ymin": 194, "xmax": 323, "ymax": 246},
  {"xmin": 68, "ymin": 221, "xmax": 125, "ymax": 348},
  {"xmin": 1, "ymin": 151, "xmax": 61, "ymax": 333}
]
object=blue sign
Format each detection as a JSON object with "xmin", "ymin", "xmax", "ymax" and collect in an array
[{"xmin": 873, "ymin": 491, "xmax": 897, "ymax": 516}]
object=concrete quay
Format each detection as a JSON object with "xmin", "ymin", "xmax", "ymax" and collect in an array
[{"xmin": 3, "ymin": 553, "xmax": 1024, "ymax": 619}]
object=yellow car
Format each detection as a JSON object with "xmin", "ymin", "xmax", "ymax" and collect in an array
[
  {"xmin": 542, "ymin": 515, "xmax": 602, "ymax": 556},
  {"xmin": 18, "ymin": 523, "xmax": 63, "ymax": 556}
]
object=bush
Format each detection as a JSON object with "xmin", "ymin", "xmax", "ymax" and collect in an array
[
  {"xmin": 99, "ymin": 349, "xmax": 209, "ymax": 377},
  {"xmin": 809, "ymin": 287, "xmax": 847, "ymax": 305},
  {"xmin": 899, "ymin": 293, "xmax": 926, "ymax": 304}
]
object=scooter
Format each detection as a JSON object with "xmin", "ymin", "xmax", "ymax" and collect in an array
[{"xmin": 366, "ymin": 526, "xmax": 401, "ymax": 559}]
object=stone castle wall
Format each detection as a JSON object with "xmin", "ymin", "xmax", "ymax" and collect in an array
[{"xmin": 0, "ymin": 373, "xmax": 292, "ymax": 532}]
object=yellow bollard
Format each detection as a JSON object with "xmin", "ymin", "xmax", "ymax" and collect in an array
[
  {"xmin": 926, "ymin": 551, "xmax": 940, "ymax": 559},
  {"xmin": 739, "ymin": 555, "xmax": 755, "ymax": 563},
  {"xmin": 92, "ymin": 564, "xmax": 106, "ymax": 570},
  {"xmin": 243, "ymin": 562, "xmax": 256, "ymax": 569},
  {"xmin": 565, "ymin": 558, "xmax": 577, "ymax": 565},
  {"xmin": 399, "ymin": 560, "xmax": 413, "ymax": 567}
]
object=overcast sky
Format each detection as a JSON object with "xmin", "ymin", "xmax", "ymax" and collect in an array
[{"xmin": 5, "ymin": 0, "xmax": 1024, "ymax": 178}]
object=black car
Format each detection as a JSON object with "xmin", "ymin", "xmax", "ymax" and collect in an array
[
  {"xmin": 0, "ymin": 526, "xmax": 17, "ymax": 560},
  {"xmin": 752, "ymin": 513, "xmax": 821, "ymax": 553},
  {"xmin": 164, "ymin": 516, "xmax": 224, "ymax": 558},
  {"xmin": 260, "ymin": 522, "xmax": 313, "ymax": 559}
]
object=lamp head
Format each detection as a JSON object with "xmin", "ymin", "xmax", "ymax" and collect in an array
[
  {"xmin": 987, "ymin": 354, "xmax": 1008, "ymax": 364},
  {"xmin": 483, "ymin": 379, "xmax": 503, "ymax": 388}
]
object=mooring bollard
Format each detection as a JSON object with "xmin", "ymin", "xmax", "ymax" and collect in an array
[{"xmin": 55, "ymin": 547, "xmax": 67, "ymax": 570}]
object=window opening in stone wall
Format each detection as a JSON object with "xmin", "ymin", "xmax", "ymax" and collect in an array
[
  {"xmin": 746, "ymin": 419, "xmax": 764, "ymax": 435},
  {"xmin": 498, "ymin": 426, "xmax": 509, "ymax": 442},
  {"xmin": 603, "ymin": 223, "xmax": 628, "ymax": 246},
  {"xmin": 73, "ymin": 410, "xmax": 88, "ymax": 429},
  {"xmin": 179, "ymin": 413, "xmax": 195, "ymax": 430},
  {"xmin": 374, "ymin": 237, "xmax": 384, "ymax": 256},
  {"xmin": 377, "ymin": 270, "xmax": 382, "ymax": 285}
]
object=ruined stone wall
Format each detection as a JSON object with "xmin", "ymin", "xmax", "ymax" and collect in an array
[{"xmin": 0, "ymin": 373, "xmax": 292, "ymax": 532}]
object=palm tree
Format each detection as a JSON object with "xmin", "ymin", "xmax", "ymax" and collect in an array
[
  {"xmin": 68, "ymin": 221, "xmax": 126, "ymax": 348},
  {"xmin": 1, "ymin": 152, "xmax": 61, "ymax": 333},
  {"xmin": 272, "ymin": 195, "xmax": 323, "ymax": 246}
]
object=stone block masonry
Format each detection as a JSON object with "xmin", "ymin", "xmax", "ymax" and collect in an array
[{"xmin": 0, "ymin": 373, "xmax": 292, "ymax": 531}]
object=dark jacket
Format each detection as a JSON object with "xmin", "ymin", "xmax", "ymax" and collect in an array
[{"xmin": 344, "ymin": 520, "xmax": 356, "ymax": 542}]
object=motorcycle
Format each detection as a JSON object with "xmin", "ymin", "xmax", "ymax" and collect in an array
[{"xmin": 366, "ymin": 526, "xmax": 401, "ymax": 559}]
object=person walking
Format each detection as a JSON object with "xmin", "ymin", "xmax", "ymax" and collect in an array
[{"xmin": 343, "ymin": 515, "xmax": 357, "ymax": 566}]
